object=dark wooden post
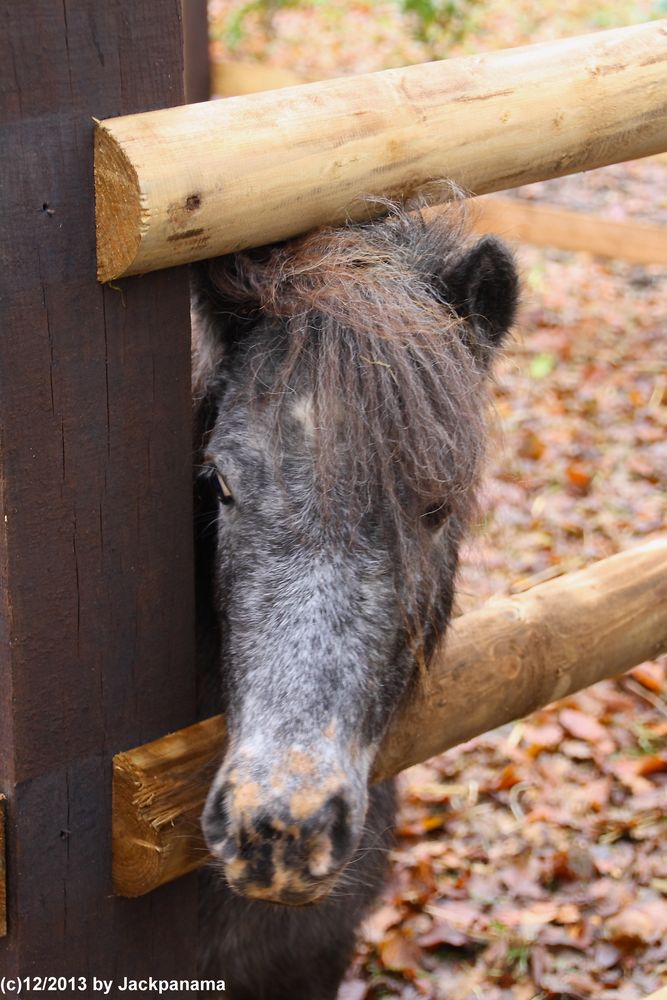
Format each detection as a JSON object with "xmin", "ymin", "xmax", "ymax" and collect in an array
[
  {"xmin": 0, "ymin": 0, "xmax": 198, "ymax": 978},
  {"xmin": 183, "ymin": 0, "xmax": 211, "ymax": 103},
  {"xmin": 0, "ymin": 798, "xmax": 6, "ymax": 939}
]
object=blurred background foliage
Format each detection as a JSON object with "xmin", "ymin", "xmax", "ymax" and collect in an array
[
  {"xmin": 219, "ymin": 0, "xmax": 483, "ymax": 57},
  {"xmin": 209, "ymin": 0, "xmax": 664, "ymax": 78}
]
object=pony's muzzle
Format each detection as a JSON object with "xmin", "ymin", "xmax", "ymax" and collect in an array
[{"xmin": 202, "ymin": 775, "xmax": 361, "ymax": 904}]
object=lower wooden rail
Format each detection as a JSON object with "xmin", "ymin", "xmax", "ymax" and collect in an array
[{"xmin": 113, "ymin": 538, "xmax": 667, "ymax": 897}]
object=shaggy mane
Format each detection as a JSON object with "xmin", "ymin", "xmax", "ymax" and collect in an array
[{"xmin": 197, "ymin": 201, "xmax": 499, "ymax": 646}]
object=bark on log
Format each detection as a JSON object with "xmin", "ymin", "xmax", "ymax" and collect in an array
[
  {"xmin": 113, "ymin": 538, "xmax": 667, "ymax": 896},
  {"xmin": 95, "ymin": 20, "xmax": 667, "ymax": 282}
]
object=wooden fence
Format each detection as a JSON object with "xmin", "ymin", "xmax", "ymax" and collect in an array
[
  {"xmin": 0, "ymin": 0, "xmax": 197, "ymax": 975},
  {"xmin": 1, "ymin": 5, "xmax": 665, "ymax": 989},
  {"xmin": 94, "ymin": 20, "xmax": 667, "ymax": 280},
  {"xmin": 111, "ymin": 540, "xmax": 667, "ymax": 898},
  {"xmin": 212, "ymin": 57, "xmax": 667, "ymax": 267}
]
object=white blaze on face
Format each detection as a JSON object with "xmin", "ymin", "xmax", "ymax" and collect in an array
[{"xmin": 291, "ymin": 395, "xmax": 316, "ymax": 437}]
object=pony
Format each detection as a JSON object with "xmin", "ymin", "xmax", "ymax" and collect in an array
[{"xmin": 191, "ymin": 200, "xmax": 518, "ymax": 999}]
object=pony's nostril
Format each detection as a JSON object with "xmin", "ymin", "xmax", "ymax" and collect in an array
[
  {"xmin": 256, "ymin": 817, "xmax": 282, "ymax": 843},
  {"xmin": 327, "ymin": 793, "xmax": 352, "ymax": 860},
  {"xmin": 202, "ymin": 785, "xmax": 231, "ymax": 851},
  {"xmin": 238, "ymin": 825, "xmax": 255, "ymax": 860},
  {"xmin": 306, "ymin": 792, "xmax": 353, "ymax": 878}
]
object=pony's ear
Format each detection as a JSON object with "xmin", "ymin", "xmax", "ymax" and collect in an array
[{"xmin": 444, "ymin": 236, "xmax": 519, "ymax": 357}]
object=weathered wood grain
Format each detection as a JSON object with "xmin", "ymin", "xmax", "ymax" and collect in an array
[
  {"xmin": 472, "ymin": 196, "xmax": 667, "ymax": 266},
  {"xmin": 113, "ymin": 715, "xmax": 224, "ymax": 896},
  {"xmin": 113, "ymin": 538, "xmax": 667, "ymax": 896},
  {"xmin": 377, "ymin": 536, "xmax": 667, "ymax": 781},
  {"xmin": 0, "ymin": 0, "xmax": 197, "ymax": 975},
  {"xmin": 94, "ymin": 20, "xmax": 667, "ymax": 280},
  {"xmin": 0, "ymin": 796, "xmax": 6, "ymax": 938},
  {"xmin": 183, "ymin": 0, "xmax": 210, "ymax": 103}
]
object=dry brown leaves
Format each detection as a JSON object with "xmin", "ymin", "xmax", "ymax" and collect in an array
[
  {"xmin": 343, "ymin": 161, "xmax": 667, "ymax": 998},
  {"xmin": 344, "ymin": 666, "xmax": 667, "ymax": 999},
  {"xmin": 209, "ymin": 7, "xmax": 666, "ymax": 997}
]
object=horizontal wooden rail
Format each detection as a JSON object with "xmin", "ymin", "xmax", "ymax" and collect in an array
[
  {"xmin": 211, "ymin": 64, "xmax": 667, "ymax": 267},
  {"xmin": 211, "ymin": 59, "xmax": 310, "ymax": 97},
  {"xmin": 473, "ymin": 196, "xmax": 667, "ymax": 266},
  {"xmin": 113, "ymin": 538, "xmax": 667, "ymax": 896},
  {"xmin": 94, "ymin": 20, "xmax": 667, "ymax": 281},
  {"xmin": 0, "ymin": 794, "xmax": 6, "ymax": 937}
]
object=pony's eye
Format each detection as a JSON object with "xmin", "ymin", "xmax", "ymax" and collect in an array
[
  {"xmin": 421, "ymin": 502, "xmax": 450, "ymax": 531},
  {"xmin": 212, "ymin": 471, "xmax": 234, "ymax": 506}
]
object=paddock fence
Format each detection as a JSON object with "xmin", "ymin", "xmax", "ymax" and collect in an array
[{"xmin": 1, "ymin": 7, "xmax": 666, "ymax": 991}]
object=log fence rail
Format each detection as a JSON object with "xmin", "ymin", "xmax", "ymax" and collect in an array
[
  {"xmin": 211, "ymin": 53, "xmax": 667, "ymax": 268},
  {"xmin": 112, "ymin": 539, "xmax": 667, "ymax": 898},
  {"xmin": 94, "ymin": 20, "xmax": 667, "ymax": 281},
  {"xmin": 1, "ymin": 11, "xmax": 666, "ymax": 992}
]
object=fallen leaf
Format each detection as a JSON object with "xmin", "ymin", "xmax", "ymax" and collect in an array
[
  {"xmin": 560, "ymin": 707, "xmax": 609, "ymax": 744},
  {"xmin": 418, "ymin": 922, "xmax": 471, "ymax": 949},
  {"xmin": 631, "ymin": 662, "xmax": 665, "ymax": 694},
  {"xmin": 565, "ymin": 462, "xmax": 593, "ymax": 492},
  {"xmin": 338, "ymin": 980, "xmax": 369, "ymax": 1000},
  {"xmin": 555, "ymin": 903, "xmax": 582, "ymax": 924},
  {"xmin": 605, "ymin": 907, "xmax": 657, "ymax": 950},
  {"xmin": 493, "ymin": 900, "xmax": 559, "ymax": 929},
  {"xmin": 518, "ymin": 429, "xmax": 546, "ymax": 460},
  {"xmin": 529, "ymin": 352, "xmax": 557, "ymax": 379},
  {"xmin": 362, "ymin": 903, "xmax": 403, "ymax": 945},
  {"xmin": 426, "ymin": 900, "xmax": 482, "ymax": 933},
  {"xmin": 492, "ymin": 763, "xmax": 525, "ymax": 791},
  {"xmin": 522, "ymin": 721, "xmax": 564, "ymax": 751},
  {"xmin": 377, "ymin": 928, "xmax": 421, "ymax": 976}
]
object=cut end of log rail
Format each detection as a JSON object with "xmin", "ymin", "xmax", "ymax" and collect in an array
[
  {"xmin": 111, "ymin": 537, "xmax": 667, "ymax": 897},
  {"xmin": 113, "ymin": 715, "xmax": 225, "ymax": 897},
  {"xmin": 94, "ymin": 126, "xmax": 143, "ymax": 283}
]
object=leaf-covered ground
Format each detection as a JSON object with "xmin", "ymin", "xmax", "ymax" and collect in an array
[
  {"xmin": 210, "ymin": 3, "xmax": 666, "ymax": 996},
  {"xmin": 334, "ymin": 165, "xmax": 667, "ymax": 996},
  {"xmin": 347, "ymin": 188, "xmax": 667, "ymax": 997}
]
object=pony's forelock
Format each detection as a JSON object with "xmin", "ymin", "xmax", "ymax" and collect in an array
[{"xmin": 203, "ymin": 201, "xmax": 495, "ymax": 650}]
